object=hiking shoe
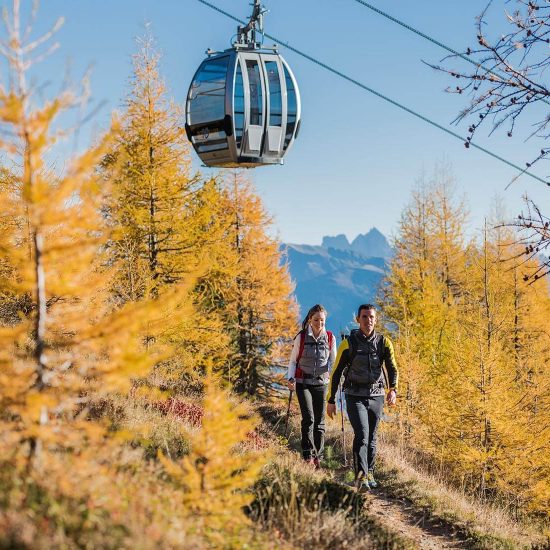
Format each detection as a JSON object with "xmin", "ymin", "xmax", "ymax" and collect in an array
[
  {"xmin": 313, "ymin": 457, "xmax": 321, "ymax": 470},
  {"xmin": 356, "ymin": 478, "xmax": 370, "ymax": 493},
  {"xmin": 350, "ymin": 473, "xmax": 370, "ymax": 492},
  {"xmin": 367, "ymin": 471, "xmax": 378, "ymax": 489}
]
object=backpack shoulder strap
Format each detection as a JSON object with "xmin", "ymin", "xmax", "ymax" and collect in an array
[
  {"xmin": 327, "ymin": 330, "xmax": 334, "ymax": 350},
  {"xmin": 296, "ymin": 329, "xmax": 306, "ymax": 366},
  {"xmin": 346, "ymin": 331, "xmax": 357, "ymax": 362}
]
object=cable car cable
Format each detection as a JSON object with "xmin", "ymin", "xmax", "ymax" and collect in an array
[
  {"xmin": 350, "ymin": 0, "xmax": 550, "ymax": 108},
  {"xmin": 195, "ymin": 0, "xmax": 548, "ymax": 186},
  {"xmin": 353, "ymin": 0, "xmax": 468, "ymax": 59}
]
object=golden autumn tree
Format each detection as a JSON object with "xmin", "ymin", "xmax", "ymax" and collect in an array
[
  {"xmin": 160, "ymin": 369, "xmax": 269, "ymax": 545},
  {"xmin": 0, "ymin": 0, "xmax": 196, "ymax": 491},
  {"xmin": 437, "ymin": 217, "xmax": 550, "ymax": 509},
  {"xmin": 382, "ymin": 170, "xmax": 550, "ymax": 513},
  {"xmin": 465, "ymin": 221, "xmax": 549, "ymax": 507},
  {"xmin": 438, "ymin": 222, "xmax": 519, "ymax": 495},
  {"xmin": 101, "ymin": 32, "xmax": 231, "ymax": 386},
  {"xmin": 381, "ymin": 167, "xmax": 469, "ymax": 451},
  {"xmin": 212, "ymin": 173, "xmax": 299, "ymax": 396}
]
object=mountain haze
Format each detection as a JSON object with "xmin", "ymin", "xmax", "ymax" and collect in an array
[{"xmin": 285, "ymin": 228, "xmax": 392, "ymax": 333}]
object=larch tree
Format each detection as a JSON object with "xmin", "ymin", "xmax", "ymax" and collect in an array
[
  {"xmin": 0, "ymin": 0, "xmax": 185, "ymax": 485},
  {"xmin": 159, "ymin": 369, "xmax": 269, "ymax": 545},
  {"xmin": 382, "ymin": 171, "xmax": 550, "ymax": 512},
  {"xmin": 101, "ymin": 32, "xmax": 230, "ymax": 386},
  {"xmin": 213, "ymin": 173, "xmax": 298, "ymax": 396},
  {"xmin": 102, "ymin": 32, "xmax": 202, "ymax": 299},
  {"xmin": 381, "ymin": 167, "xmax": 469, "ymax": 455},
  {"xmin": 454, "ymin": 219, "xmax": 550, "ymax": 505}
]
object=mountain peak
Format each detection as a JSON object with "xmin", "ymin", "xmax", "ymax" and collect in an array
[
  {"xmin": 321, "ymin": 234, "xmax": 350, "ymax": 251},
  {"xmin": 321, "ymin": 228, "xmax": 391, "ymax": 259}
]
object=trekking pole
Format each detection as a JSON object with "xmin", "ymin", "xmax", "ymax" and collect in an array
[
  {"xmin": 338, "ymin": 331, "xmax": 348, "ymax": 467},
  {"xmin": 339, "ymin": 379, "xmax": 348, "ymax": 467},
  {"xmin": 284, "ymin": 389, "xmax": 293, "ymax": 437}
]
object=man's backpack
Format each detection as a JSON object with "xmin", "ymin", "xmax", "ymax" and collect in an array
[
  {"xmin": 345, "ymin": 330, "xmax": 384, "ymax": 363},
  {"xmin": 343, "ymin": 330, "xmax": 385, "ymax": 387}
]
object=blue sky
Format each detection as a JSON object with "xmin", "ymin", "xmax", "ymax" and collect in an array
[{"xmin": 14, "ymin": 0, "xmax": 549, "ymax": 245}]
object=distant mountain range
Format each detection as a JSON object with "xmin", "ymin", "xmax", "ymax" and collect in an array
[{"xmin": 284, "ymin": 228, "xmax": 392, "ymax": 334}]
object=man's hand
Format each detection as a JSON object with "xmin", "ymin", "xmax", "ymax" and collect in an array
[
  {"xmin": 327, "ymin": 402, "xmax": 336, "ymax": 419},
  {"xmin": 287, "ymin": 378, "xmax": 295, "ymax": 392},
  {"xmin": 386, "ymin": 389, "xmax": 397, "ymax": 407}
]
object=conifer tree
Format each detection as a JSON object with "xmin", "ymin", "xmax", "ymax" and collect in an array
[
  {"xmin": 213, "ymin": 173, "xmax": 298, "ymax": 395},
  {"xmin": 159, "ymin": 370, "xmax": 269, "ymax": 544},
  {"xmin": 382, "ymin": 171, "xmax": 550, "ymax": 512},
  {"xmin": 0, "ymin": 1, "xmax": 183, "ymax": 479},
  {"xmin": 103, "ymin": 32, "xmax": 203, "ymax": 299},
  {"xmin": 381, "ymin": 168, "xmax": 468, "ymax": 452},
  {"xmin": 101, "ymin": 33, "xmax": 230, "ymax": 385}
]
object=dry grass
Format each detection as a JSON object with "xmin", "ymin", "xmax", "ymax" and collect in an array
[
  {"xmin": 320, "ymin": 412, "xmax": 549, "ymax": 549},
  {"xmin": 375, "ymin": 436, "xmax": 548, "ymax": 549},
  {"xmin": 248, "ymin": 452, "xmax": 415, "ymax": 549},
  {"xmin": 95, "ymin": 393, "xmax": 192, "ymax": 460},
  {"xmin": 0, "ymin": 446, "xmax": 210, "ymax": 549},
  {"xmin": 0, "ymin": 392, "xmax": 276, "ymax": 549},
  {"xmin": 4, "ymin": 391, "xmax": 546, "ymax": 549}
]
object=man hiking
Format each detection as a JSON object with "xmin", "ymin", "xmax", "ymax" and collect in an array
[{"xmin": 327, "ymin": 304, "xmax": 398, "ymax": 490}]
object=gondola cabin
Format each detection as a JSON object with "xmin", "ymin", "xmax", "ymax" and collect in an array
[{"xmin": 185, "ymin": 2, "xmax": 301, "ymax": 168}]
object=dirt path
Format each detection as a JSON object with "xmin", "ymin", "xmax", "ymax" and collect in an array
[
  {"xmin": 259, "ymin": 404, "xmax": 474, "ymax": 549},
  {"xmin": 362, "ymin": 488, "xmax": 467, "ymax": 549}
]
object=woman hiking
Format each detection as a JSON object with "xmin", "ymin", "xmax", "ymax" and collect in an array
[{"xmin": 287, "ymin": 304, "xmax": 336, "ymax": 468}]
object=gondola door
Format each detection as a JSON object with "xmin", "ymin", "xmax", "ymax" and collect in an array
[
  {"xmin": 262, "ymin": 56, "xmax": 285, "ymax": 157},
  {"xmin": 240, "ymin": 54, "xmax": 266, "ymax": 158}
]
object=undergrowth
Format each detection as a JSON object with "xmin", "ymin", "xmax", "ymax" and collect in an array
[{"xmin": 248, "ymin": 455, "xmax": 415, "ymax": 549}]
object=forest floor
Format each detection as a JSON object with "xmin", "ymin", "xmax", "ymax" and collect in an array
[{"xmin": 255, "ymin": 400, "xmax": 546, "ymax": 550}]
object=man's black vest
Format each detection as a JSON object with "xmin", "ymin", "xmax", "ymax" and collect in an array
[{"xmin": 344, "ymin": 329, "xmax": 386, "ymax": 396}]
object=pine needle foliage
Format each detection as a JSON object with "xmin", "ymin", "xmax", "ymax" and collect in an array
[
  {"xmin": 100, "ymin": 32, "xmax": 231, "ymax": 387},
  {"xmin": 101, "ymin": 31, "xmax": 204, "ymax": 299},
  {"xmin": 213, "ymin": 173, "xmax": 299, "ymax": 395},
  {"xmin": 0, "ymin": 0, "xmax": 195, "ymax": 516},
  {"xmin": 381, "ymin": 165, "xmax": 550, "ymax": 515},
  {"xmin": 159, "ymin": 370, "xmax": 270, "ymax": 545}
]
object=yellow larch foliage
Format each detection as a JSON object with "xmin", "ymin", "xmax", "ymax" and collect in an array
[
  {"xmin": 214, "ymin": 173, "xmax": 299, "ymax": 395},
  {"xmin": 381, "ymin": 170, "xmax": 550, "ymax": 514},
  {"xmin": 160, "ymin": 370, "xmax": 269, "ymax": 543},
  {"xmin": 380, "ymin": 171, "xmax": 469, "ymax": 454},
  {"xmin": 100, "ymin": 33, "xmax": 230, "ymax": 386},
  {"xmin": 0, "ymin": 0, "xmax": 197, "ymax": 481}
]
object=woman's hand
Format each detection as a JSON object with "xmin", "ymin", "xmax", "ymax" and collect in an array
[
  {"xmin": 386, "ymin": 389, "xmax": 397, "ymax": 407},
  {"xmin": 327, "ymin": 402, "xmax": 336, "ymax": 419},
  {"xmin": 287, "ymin": 378, "xmax": 295, "ymax": 391}
]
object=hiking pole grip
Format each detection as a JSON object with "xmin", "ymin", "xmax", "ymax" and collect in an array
[{"xmin": 284, "ymin": 389, "xmax": 293, "ymax": 437}]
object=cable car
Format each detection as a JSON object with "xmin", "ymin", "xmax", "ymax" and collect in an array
[{"xmin": 185, "ymin": 1, "xmax": 301, "ymax": 168}]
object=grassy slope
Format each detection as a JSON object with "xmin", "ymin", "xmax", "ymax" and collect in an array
[
  {"xmin": 3, "ymin": 394, "xmax": 546, "ymax": 549},
  {"xmin": 254, "ymin": 400, "xmax": 549, "ymax": 550},
  {"xmin": 375, "ymin": 438, "xmax": 547, "ymax": 550}
]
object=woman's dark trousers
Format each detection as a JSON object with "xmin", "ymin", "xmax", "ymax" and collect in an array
[
  {"xmin": 345, "ymin": 394, "xmax": 384, "ymax": 476},
  {"xmin": 296, "ymin": 383, "xmax": 327, "ymax": 460}
]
